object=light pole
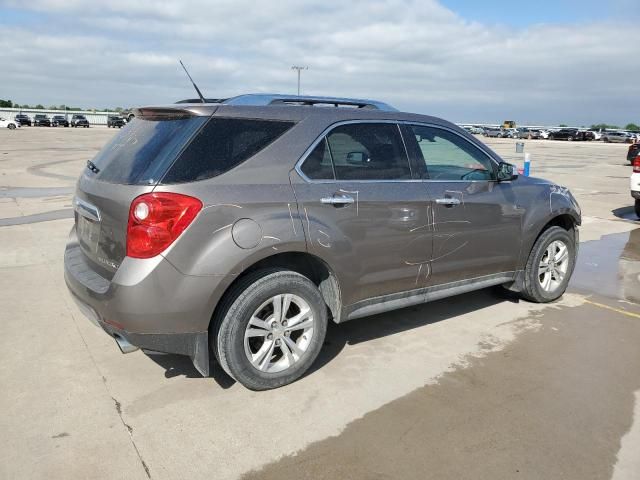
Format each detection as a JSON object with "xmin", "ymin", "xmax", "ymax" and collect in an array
[{"xmin": 291, "ymin": 65, "xmax": 308, "ymax": 96}]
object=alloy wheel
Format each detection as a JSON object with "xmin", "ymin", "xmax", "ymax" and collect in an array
[
  {"xmin": 244, "ymin": 294, "xmax": 315, "ymax": 373},
  {"xmin": 538, "ymin": 240, "xmax": 569, "ymax": 292}
]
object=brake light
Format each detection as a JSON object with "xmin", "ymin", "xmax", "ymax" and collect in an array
[
  {"xmin": 127, "ymin": 192, "xmax": 202, "ymax": 258},
  {"xmin": 634, "ymin": 156, "xmax": 640, "ymax": 173}
]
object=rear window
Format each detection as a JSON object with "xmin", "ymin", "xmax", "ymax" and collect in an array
[
  {"xmin": 91, "ymin": 116, "xmax": 208, "ymax": 185},
  {"xmin": 161, "ymin": 118, "xmax": 294, "ymax": 184}
]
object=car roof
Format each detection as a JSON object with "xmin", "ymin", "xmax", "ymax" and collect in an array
[{"xmin": 134, "ymin": 103, "xmax": 460, "ymax": 132}]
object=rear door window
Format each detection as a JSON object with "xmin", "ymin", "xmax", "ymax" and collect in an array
[
  {"xmin": 162, "ymin": 118, "xmax": 294, "ymax": 183},
  {"xmin": 325, "ymin": 123, "xmax": 411, "ymax": 181}
]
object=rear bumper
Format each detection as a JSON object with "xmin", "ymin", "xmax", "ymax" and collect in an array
[{"xmin": 64, "ymin": 228, "xmax": 232, "ymax": 376}]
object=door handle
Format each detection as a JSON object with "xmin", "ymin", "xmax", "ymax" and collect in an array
[
  {"xmin": 321, "ymin": 194, "xmax": 355, "ymax": 206},
  {"xmin": 435, "ymin": 198, "xmax": 461, "ymax": 206}
]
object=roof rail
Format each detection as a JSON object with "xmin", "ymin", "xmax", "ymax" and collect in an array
[{"xmin": 174, "ymin": 93, "xmax": 397, "ymax": 111}]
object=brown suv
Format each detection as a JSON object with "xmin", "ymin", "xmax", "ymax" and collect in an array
[{"xmin": 64, "ymin": 94, "xmax": 581, "ymax": 390}]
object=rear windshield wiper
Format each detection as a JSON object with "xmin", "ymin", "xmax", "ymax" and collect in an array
[{"xmin": 87, "ymin": 160, "xmax": 100, "ymax": 174}]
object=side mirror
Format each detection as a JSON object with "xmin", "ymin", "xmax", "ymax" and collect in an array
[{"xmin": 497, "ymin": 162, "xmax": 518, "ymax": 181}]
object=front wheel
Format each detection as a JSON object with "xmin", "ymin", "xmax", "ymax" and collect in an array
[
  {"xmin": 8, "ymin": 124, "xmax": 16, "ymax": 130},
  {"xmin": 521, "ymin": 226, "xmax": 576, "ymax": 303},
  {"xmin": 212, "ymin": 269, "xmax": 328, "ymax": 390}
]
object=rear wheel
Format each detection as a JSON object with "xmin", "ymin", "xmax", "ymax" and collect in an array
[
  {"xmin": 8, "ymin": 124, "xmax": 16, "ymax": 130},
  {"xmin": 521, "ymin": 226, "xmax": 576, "ymax": 303},
  {"xmin": 212, "ymin": 269, "xmax": 328, "ymax": 390},
  {"xmin": 635, "ymin": 199, "xmax": 640, "ymax": 219}
]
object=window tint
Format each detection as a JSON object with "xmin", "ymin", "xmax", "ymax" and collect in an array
[
  {"xmin": 326, "ymin": 123, "xmax": 411, "ymax": 181},
  {"xmin": 300, "ymin": 138, "xmax": 334, "ymax": 180},
  {"xmin": 163, "ymin": 118, "xmax": 294, "ymax": 183},
  {"xmin": 408, "ymin": 125, "xmax": 495, "ymax": 181},
  {"xmin": 92, "ymin": 116, "xmax": 207, "ymax": 184}
]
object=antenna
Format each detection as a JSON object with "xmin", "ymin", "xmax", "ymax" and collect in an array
[{"xmin": 179, "ymin": 60, "xmax": 206, "ymax": 104}]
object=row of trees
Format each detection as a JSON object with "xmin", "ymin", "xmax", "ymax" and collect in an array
[
  {"xmin": 590, "ymin": 123, "xmax": 639, "ymax": 131},
  {"xmin": 0, "ymin": 99, "xmax": 126, "ymax": 112}
]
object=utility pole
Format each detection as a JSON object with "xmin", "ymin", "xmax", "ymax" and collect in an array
[{"xmin": 291, "ymin": 65, "xmax": 308, "ymax": 96}]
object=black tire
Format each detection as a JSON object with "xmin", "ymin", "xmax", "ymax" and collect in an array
[
  {"xmin": 549, "ymin": 134, "xmax": 554, "ymax": 140},
  {"xmin": 635, "ymin": 199, "xmax": 640, "ymax": 219},
  {"xmin": 212, "ymin": 269, "xmax": 328, "ymax": 390},
  {"xmin": 520, "ymin": 226, "xmax": 576, "ymax": 303},
  {"xmin": 567, "ymin": 136, "xmax": 573, "ymax": 141},
  {"xmin": 8, "ymin": 124, "xmax": 16, "ymax": 130}
]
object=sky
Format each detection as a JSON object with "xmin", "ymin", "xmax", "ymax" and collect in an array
[{"xmin": 0, "ymin": 0, "xmax": 638, "ymax": 125}]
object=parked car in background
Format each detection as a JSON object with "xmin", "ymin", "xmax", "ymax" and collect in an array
[
  {"xmin": 588, "ymin": 129, "xmax": 602, "ymax": 141},
  {"xmin": 121, "ymin": 109, "xmax": 135, "ymax": 122},
  {"xmin": 51, "ymin": 115, "xmax": 69, "ymax": 127},
  {"xmin": 631, "ymin": 155, "xmax": 640, "ymax": 217},
  {"xmin": 0, "ymin": 117, "xmax": 20, "ymax": 129},
  {"xmin": 602, "ymin": 131, "xmax": 633, "ymax": 143},
  {"xmin": 580, "ymin": 130, "xmax": 596, "ymax": 141},
  {"xmin": 539, "ymin": 129, "xmax": 551, "ymax": 139},
  {"xmin": 484, "ymin": 127, "xmax": 503, "ymax": 138},
  {"xmin": 33, "ymin": 114, "xmax": 51, "ymax": 127},
  {"xmin": 107, "ymin": 115, "xmax": 126, "ymax": 128},
  {"xmin": 515, "ymin": 127, "xmax": 541, "ymax": 139},
  {"xmin": 628, "ymin": 143, "xmax": 640, "ymax": 165},
  {"xmin": 64, "ymin": 94, "xmax": 581, "ymax": 390},
  {"xmin": 626, "ymin": 131, "xmax": 640, "ymax": 142},
  {"xmin": 503, "ymin": 128, "xmax": 518, "ymax": 138},
  {"xmin": 14, "ymin": 114, "xmax": 32, "ymax": 126},
  {"xmin": 468, "ymin": 126, "xmax": 484, "ymax": 134},
  {"xmin": 528, "ymin": 129, "xmax": 542, "ymax": 139},
  {"xmin": 71, "ymin": 114, "xmax": 90, "ymax": 128},
  {"xmin": 547, "ymin": 128, "xmax": 589, "ymax": 141}
]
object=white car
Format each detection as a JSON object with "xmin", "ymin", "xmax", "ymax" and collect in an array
[
  {"xmin": 589, "ymin": 129, "xmax": 602, "ymax": 141},
  {"xmin": 0, "ymin": 117, "xmax": 20, "ymax": 130},
  {"xmin": 631, "ymin": 156, "xmax": 640, "ymax": 218}
]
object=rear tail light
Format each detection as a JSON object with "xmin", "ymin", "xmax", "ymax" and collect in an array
[
  {"xmin": 127, "ymin": 192, "xmax": 202, "ymax": 259},
  {"xmin": 634, "ymin": 156, "xmax": 640, "ymax": 173}
]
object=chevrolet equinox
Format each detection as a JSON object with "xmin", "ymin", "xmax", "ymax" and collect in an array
[{"xmin": 64, "ymin": 94, "xmax": 581, "ymax": 390}]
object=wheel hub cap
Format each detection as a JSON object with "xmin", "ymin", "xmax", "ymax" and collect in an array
[
  {"xmin": 243, "ymin": 294, "xmax": 315, "ymax": 373},
  {"xmin": 538, "ymin": 240, "xmax": 570, "ymax": 292}
]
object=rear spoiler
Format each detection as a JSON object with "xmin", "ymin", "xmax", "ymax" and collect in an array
[{"xmin": 133, "ymin": 105, "xmax": 218, "ymax": 119}]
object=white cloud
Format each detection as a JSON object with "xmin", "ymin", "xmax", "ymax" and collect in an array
[{"xmin": 0, "ymin": 0, "xmax": 636, "ymax": 124}]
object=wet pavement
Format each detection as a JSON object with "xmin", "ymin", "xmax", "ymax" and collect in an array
[
  {"xmin": 244, "ymin": 299, "xmax": 640, "ymax": 480},
  {"xmin": 571, "ymin": 229, "xmax": 640, "ymax": 304},
  {"xmin": 1, "ymin": 129, "xmax": 639, "ymax": 480}
]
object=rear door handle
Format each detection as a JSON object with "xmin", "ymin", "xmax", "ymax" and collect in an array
[
  {"xmin": 321, "ymin": 194, "xmax": 355, "ymax": 206},
  {"xmin": 435, "ymin": 198, "xmax": 461, "ymax": 206}
]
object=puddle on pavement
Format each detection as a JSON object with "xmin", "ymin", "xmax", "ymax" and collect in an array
[
  {"xmin": 0, "ymin": 208, "xmax": 73, "ymax": 226},
  {"xmin": 0, "ymin": 186, "xmax": 74, "ymax": 198},
  {"xmin": 570, "ymin": 228, "xmax": 640, "ymax": 304}
]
